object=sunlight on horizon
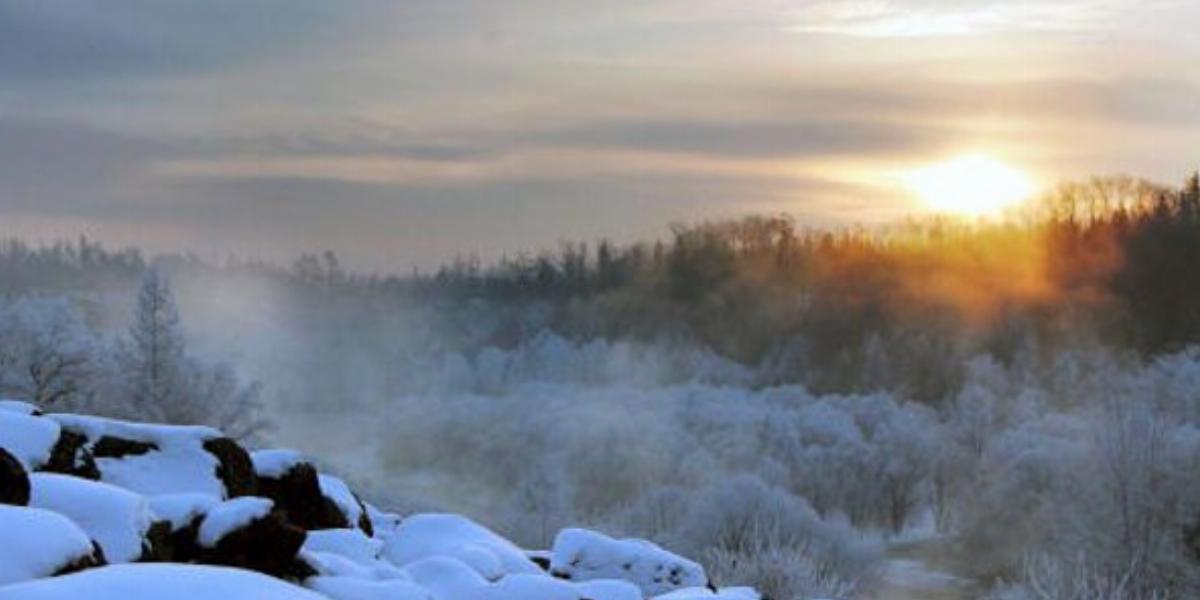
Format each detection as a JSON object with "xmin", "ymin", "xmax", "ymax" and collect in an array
[{"xmin": 904, "ymin": 154, "xmax": 1037, "ymax": 218}]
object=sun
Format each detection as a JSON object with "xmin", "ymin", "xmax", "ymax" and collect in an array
[{"xmin": 904, "ymin": 154, "xmax": 1036, "ymax": 218}]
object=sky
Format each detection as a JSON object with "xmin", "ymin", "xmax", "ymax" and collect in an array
[{"xmin": 1, "ymin": 0, "xmax": 1198, "ymax": 272}]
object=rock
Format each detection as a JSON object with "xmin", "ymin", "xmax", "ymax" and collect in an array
[
  {"xmin": 139, "ymin": 520, "xmax": 175, "ymax": 562},
  {"xmin": 202, "ymin": 437, "xmax": 257, "ymax": 498},
  {"xmin": 53, "ymin": 541, "xmax": 107, "ymax": 577},
  {"xmin": 0, "ymin": 447, "xmax": 30, "ymax": 506},
  {"xmin": 256, "ymin": 462, "xmax": 352, "ymax": 531},
  {"xmin": 195, "ymin": 501, "xmax": 310, "ymax": 580},
  {"xmin": 41, "ymin": 429, "xmax": 99, "ymax": 480},
  {"xmin": 92, "ymin": 436, "xmax": 157, "ymax": 459}
]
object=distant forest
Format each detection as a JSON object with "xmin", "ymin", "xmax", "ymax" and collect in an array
[{"xmin": 5, "ymin": 172, "xmax": 1198, "ymax": 405}]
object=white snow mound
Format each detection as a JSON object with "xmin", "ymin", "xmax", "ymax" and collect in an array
[
  {"xmin": 0, "ymin": 564, "xmax": 327, "ymax": 600},
  {"xmin": 29, "ymin": 472, "xmax": 153, "ymax": 563},
  {"xmin": 0, "ymin": 504, "xmax": 96, "ymax": 586},
  {"xmin": 383, "ymin": 513, "xmax": 542, "ymax": 579},
  {"xmin": 551, "ymin": 528, "xmax": 707, "ymax": 596}
]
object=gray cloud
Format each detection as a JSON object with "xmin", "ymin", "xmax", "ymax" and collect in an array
[{"xmin": 0, "ymin": 1, "xmax": 384, "ymax": 84}]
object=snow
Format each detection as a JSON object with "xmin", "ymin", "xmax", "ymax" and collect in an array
[
  {"xmin": 318, "ymin": 473, "xmax": 364, "ymax": 526},
  {"xmin": 303, "ymin": 528, "xmax": 385, "ymax": 565},
  {"xmin": 653, "ymin": 588, "xmax": 761, "ymax": 600},
  {"xmin": 49, "ymin": 413, "xmax": 226, "ymax": 497},
  {"xmin": 365, "ymin": 503, "xmax": 402, "ymax": 536},
  {"xmin": 28, "ymin": 472, "xmax": 152, "ymax": 563},
  {"xmin": 382, "ymin": 514, "xmax": 542, "ymax": 579},
  {"xmin": 302, "ymin": 550, "xmax": 408, "ymax": 581},
  {"xmin": 0, "ymin": 504, "xmax": 95, "ymax": 585},
  {"xmin": 0, "ymin": 564, "xmax": 327, "ymax": 600},
  {"xmin": 306, "ymin": 576, "xmax": 435, "ymax": 600},
  {"xmin": 197, "ymin": 496, "xmax": 274, "ymax": 547},
  {"xmin": 550, "ymin": 528, "xmax": 707, "ymax": 596},
  {"xmin": 148, "ymin": 493, "xmax": 221, "ymax": 529},
  {"xmin": 402, "ymin": 556, "xmax": 595, "ymax": 600},
  {"xmin": 0, "ymin": 399, "xmax": 39, "ymax": 415},
  {"xmin": 402, "ymin": 556, "xmax": 489, "ymax": 598},
  {"xmin": 252, "ymin": 448, "xmax": 305, "ymax": 478},
  {"xmin": 0, "ymin": 410, "xmax": 60, "ymax": 468},
  {"xmin": 574, "ymin": 579, "xmax": 645, "ymax": 600}
]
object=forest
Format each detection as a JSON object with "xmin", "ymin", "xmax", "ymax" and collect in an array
[{"xmin": 3, "ymin": 171, "xmax": 1200, "ymax": 599}]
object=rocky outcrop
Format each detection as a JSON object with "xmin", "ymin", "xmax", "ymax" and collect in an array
[
  {"xmin": 256, "ymin": 462, "xmax": 354, "ymax": 532},
  {"xmin": 202, "ymin": 437, "xmax": 257, "ymax": 498},
  {"xmin": 195, "ymin": 506, "xmax": 312, "ymax": 580},
  {"xmin": 0, "ymin": 447, "xmax": 30, "ymax": 506},
  {"xmin": 41, "ymin": 430, "xmax": 99, "ymax": 480}
]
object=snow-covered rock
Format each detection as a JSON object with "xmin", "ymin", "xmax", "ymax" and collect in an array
[
  {"xmin": 198, "ymin": 497, "xmax": 275, "ymax": 547},
  {"xmin": 149, "ymin": 493, "xmax": 221, "ymax": 530},
  {"xmin": 48, "ymin": 414, "xmax": 255, "ymax": 498},
  {"xmin": 255, "ymin": 457, "xmax": 368, "ymax": 534},
  {"xmin": 0, "ymin": 410, "xmax": 61, "ymax": 468},
  {"xmin": 253, "ymin": 448, "xmax": 306, "ymax": 478},
  {"xmin": 0, "ymin": 564, "xmax": 327, "ymax": 600},
  {"xmin": 303, "ymin": 529, "xmax": 385, "ymax": 565},
  {"xmin": 29, "ymin": 472, "xmax": 154, "ymax": 563},
  {"xmin": 319, "ymin": 473, "xmax": 371, "ymax": 534},
  {"xmin": 195, "ymin": 496, "xmax": 309, "ymax": 578},
  {"xmin": 383, "ymin": 514, "xmax": 542, "ymax": 579},
  {"xmin": 550, "ymin": 528, "xmax": 708, "ymax": 595},
  {"xmin": 0, "ymin": 504, "xmax": 103, "ymax": 585}
]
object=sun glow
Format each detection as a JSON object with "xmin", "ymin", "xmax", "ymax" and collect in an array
[{"xmin": 905, "ymin": 154, "xmax": 1036, "ymax": 218}]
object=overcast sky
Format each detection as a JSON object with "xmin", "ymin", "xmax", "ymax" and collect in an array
[{"xmin": 2, "ymin": 1, "xmax": 1198, "ymax": 271}]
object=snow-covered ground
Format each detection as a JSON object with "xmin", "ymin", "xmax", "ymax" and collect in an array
[{"xmin": 0, "ymin": 407, "xmax": 764, "ymax": 600}]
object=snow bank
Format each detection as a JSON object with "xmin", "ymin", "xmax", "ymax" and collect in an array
[
  {"xmin": 653, "ymin": 587, "xmax": 761, "ymax": 600},
  {"xmin": 551, "ymin": 528, "xmax": 707, "ymax": 595},
  {"xmin": 0, "ymin": 410, "xmax": 60, "ymax": 467},
  {"xmin": 197, "ymin": 497, "xmax": 274, "ymax": 547},
  {"xmin": 575, "ymin": 579, "xmax": 645, "ymax": 600},
  {"xmin": 253, "ymin": 448, "xmax": 305, "ymax": 478},
  {"xmin": 304, "ymin": 529, "xmax": 384, "ymax": 564},
  {"xmin": 306, "ymin": 576, "xmax": 435, "ymax": 600},
  {"xmin": 383, "ymin": 514, "xmax": 542, "ymax": 579},
  {"xmin": 0, "ymin": 564, "xmax": 326, "ymax": 600},
  {"xmin": 29, "ymin": 472, "xmax": 152, "ymax": 563},
  {"xmin": 49, "ymin": 414, "xmax": 226, "ymax": 497},
  {"xmin": 0, "ymin": 504, "xmax": 97, "ymax": 585},
  {"xmin": 0, "ymin": 399, "xmax": 39, "ymax": 415}
]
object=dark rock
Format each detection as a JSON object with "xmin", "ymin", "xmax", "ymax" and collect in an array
[
  {"xmin": 256, "ymin": 462, "xmax": 351, "ymax": 531},
  {"xmin": 195, "ymin": 508, "xmax": 308, "ymax": 579},
  {"xmin": 92, "ymin": 436, "xmax": 157, "ymax": 459},
  {"xmin": 203, "ymin": 437, "xmax": 257, "ymax": 498},
  {"xmin": 139, "ymin": 520, "xmax": 175, "ymax": 562},
  {"xmin": 354, "ymin": 494, "xmax": 374, "ymax": 537},
  {"xmin": 0, "ymin": 447, "xmax": 30, "ymax": 506},
  {"xmin": 52, "ymin": 541, "xmax": 106, "ymax": 577},
  {"xmin": 530, "ymin": 555, "xmax": 551, "ymax": 571},
  {"xmin": 41, "ymin": 429, "xmax": 99, "ymax": 480}
]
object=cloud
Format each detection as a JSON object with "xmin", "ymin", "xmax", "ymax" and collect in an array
[
  {"xmin": 0, "ymin": 1, "xmax": 385, "ymax": 84},
  {"xmin": 786, "ymin": 0, "xmax": 1174, "ymax": 37}
]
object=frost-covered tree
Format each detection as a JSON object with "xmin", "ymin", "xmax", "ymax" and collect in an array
[
  {"xmin": 119, "ymin": 267, "xmax": 186, "ymax": 421},
  {"xmin": 117, "ymin": 268, "xmax": 266, "ymax": 439},
  {"xmin": 0, "ymin": 297, "xmax": 96, "ymax": 407}
]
